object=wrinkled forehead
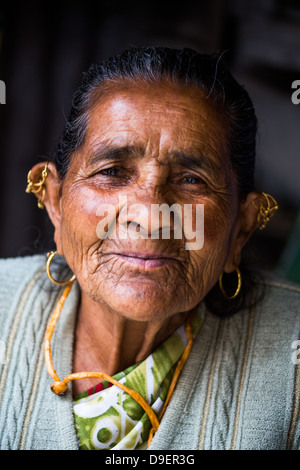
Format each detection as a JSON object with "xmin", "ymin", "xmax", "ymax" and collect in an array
[{"xmin": 83, "ymin": 80, "xmax": 230, "ymax": 164}]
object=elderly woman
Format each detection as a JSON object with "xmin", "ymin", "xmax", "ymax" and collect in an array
[{"xmin": 0, "ymin": 47, "xmax": 299, "ymax": 451}]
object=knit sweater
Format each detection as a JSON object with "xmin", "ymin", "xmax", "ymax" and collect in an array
[{"xmin": 0, "ymin": 254, "xmax": 299, "ymax": 450}]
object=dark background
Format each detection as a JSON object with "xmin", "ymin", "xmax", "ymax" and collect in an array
[{"xmin": 0, "ymin": 0, "xmax": 299, "ymax": 282}]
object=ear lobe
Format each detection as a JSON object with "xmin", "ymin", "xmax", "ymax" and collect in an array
[
  {"xmin": 27, "ymin": 161, "xmax": 63, "ymax": 254},
  {"xmin": 223, "ymin": 191, "xmax": 262, "ymax": 273}
]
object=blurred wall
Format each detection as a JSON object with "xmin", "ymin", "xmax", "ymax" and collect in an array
[{"xmin": 0, "ymin": 0, "xmax": 299, "ymax": 280}]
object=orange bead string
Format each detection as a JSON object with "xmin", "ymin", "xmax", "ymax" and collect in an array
[{"xmin": 44, "ymin": 282, "xmax": 194, "ymax": 447}]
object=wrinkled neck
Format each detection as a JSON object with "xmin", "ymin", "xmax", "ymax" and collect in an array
[{"xmin": 72, "ymin": 290, "xmax": 189, "ymax": 396}]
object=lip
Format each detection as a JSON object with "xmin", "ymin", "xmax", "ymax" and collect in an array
[{"xmin": 103, "ymin": 251, "xmax": 179, "ymax": 269}]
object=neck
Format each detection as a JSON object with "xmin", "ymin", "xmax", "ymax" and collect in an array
[{"xmin": 72, "ymin": 291, "xmax": 190, "ymax": 396}]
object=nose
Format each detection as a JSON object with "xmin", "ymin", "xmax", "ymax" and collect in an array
[
  {"xmin": 118, "ymin": 160, "xmax": 181, "ymax": 240},
  {"xmin": 118, "ymin": 197, "xmax": 182, "ymax": 240},
  {"xmin": 140, "ymin": 159, "xmax": 170, "ymax": 193}
]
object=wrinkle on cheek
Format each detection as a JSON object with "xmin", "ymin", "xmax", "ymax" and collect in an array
[
  {"xmin": 205, "ymin": 191, "xmax": 236, "ymax": 228},
  {"xmin": 62, "ymin": 189, "xmax": 109, "ymax": 240}
]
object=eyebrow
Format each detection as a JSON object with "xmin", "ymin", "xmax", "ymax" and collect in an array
[
  {"xmin": 87, "ymin": 144, "xmax": 220, "ymax": 175},
  {"xmin": 169, "ymin": 150, "xmax": 220, "ymax": 175},
  {"xmin": 87, "ymin": 145, "xmax": 144, "ymax": 166}
]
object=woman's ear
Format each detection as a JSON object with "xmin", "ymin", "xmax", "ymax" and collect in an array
[
  {"xmin": 223, "ymin": 191, "xmax": 269, "ymax": 273},
  {"xmin": 27, "ymin": 161, "xmax": 64, "ymax": 254}
]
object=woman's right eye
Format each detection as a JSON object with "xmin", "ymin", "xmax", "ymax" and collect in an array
[
  {"xmin": 95, "ymin": 166, "xmax": 133, "ymax": 186},
  {"xmin": 100, "ymin": 167, "xmax": 121, "ymax": 176}
]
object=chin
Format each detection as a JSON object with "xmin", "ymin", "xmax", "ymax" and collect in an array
[{"xmin": 103, "ymin": 281, "xmax": 185, "ymax": 322}]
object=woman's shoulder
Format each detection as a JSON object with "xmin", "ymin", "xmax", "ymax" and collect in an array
[
  {"xmin": 0, "ymin": 254, "xmax": 47, "ymax": 315},
  {"xmin": 260, "ymin": 270, "xmax": 300, "ymax": 294},
  {"xmin": 246, "ymin": 271, "xmax": 300, "ymax": 353},
  {"xmin": 0, "ymin": 253, "xmax": 46, "ymax": 281},
  {"xmin": 258, "ymin": 270, "xmax": 300, "ymax": 314},
  {"xmin": 0, "ymin": 254, "xmax": 49, "ymax": 364}
]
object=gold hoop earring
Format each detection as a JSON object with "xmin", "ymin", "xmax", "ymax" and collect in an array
[
  {"xmin": 219, "ymin": 266, "xmax": 242, "ymax": 300},
  {"xmin": 46, "ymin": 251, "xmax": 76, "ymax": 286},
  {"xmin": 25, "ymin": 162, "xmax": 49, "ymax": 209}
]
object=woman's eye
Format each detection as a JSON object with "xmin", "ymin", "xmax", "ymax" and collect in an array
[
  {"xmin": 182, "ymin": 175, "xmax": 206, "ymax": 185},
  {"xmin": 96, "ymin": 166, "xmax": 132, "ymax": 186},
  {"xmin": 100, "ymin": 167, "xmax": 121, "ymax": 176}
]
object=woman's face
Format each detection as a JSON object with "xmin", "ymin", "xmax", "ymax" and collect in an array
[{"xmin": 54, "ymin": 81, "xmax": 241, "ymax": 321}]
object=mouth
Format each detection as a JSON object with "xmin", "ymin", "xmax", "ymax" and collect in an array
[{"xmin": 103, "ymin": 251, "xmax": 180, "ymax": 269}]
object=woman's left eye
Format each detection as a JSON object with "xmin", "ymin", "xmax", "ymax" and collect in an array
[
  {"xmin": 100, "ymin": 167, "xmax": 121, "ymax": 176},
  {"xmin": 182, "ymin": 175, "xmax": 206, "ymax": 185}
]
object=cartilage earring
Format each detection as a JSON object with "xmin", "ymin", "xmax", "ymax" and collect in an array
[
  {"xmin": 25, "ymin": 162, "xmax": 49, "ymax": 209},
  {"xmin": 252, "ymin": 193, "xmax": 278, "ymax": 230}
]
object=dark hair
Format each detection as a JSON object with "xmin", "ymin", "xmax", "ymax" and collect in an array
[{"xmin": 53, "ymin": 46, "xmax": 260, "ymax": 316}]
